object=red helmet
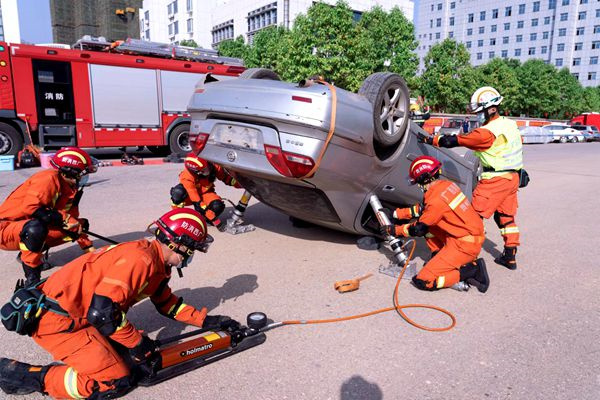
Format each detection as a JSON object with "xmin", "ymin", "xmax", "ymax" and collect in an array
[
  {"xmin": 184, "ymin": 153, "xmax": 209, "ymax": 176},
  {"xmin": 409, "ymin": 155, "xmax": 442, "ymax": 185},
  {"xmin": 154, "ymin": 209, "xmax": 212, "ymax": 253},
  {"xmin": 51, "ymin": 147, "xmax": 96, "ymax": 178}
]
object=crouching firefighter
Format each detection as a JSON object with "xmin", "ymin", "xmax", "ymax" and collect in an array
[
  {"xmin": 170, "ymin": 153, "xmax": 241, "ymax": 231},
  {"xmin": 0, "ymin": 147, "xmax": 97, "ymax": 287},
  {"xmin": 0, "ymin": 209, "xmax": 239, "ymax": 399},
  {"xmin": 380, "ymin": 156, "xmax": 490, "ymax": 293}
]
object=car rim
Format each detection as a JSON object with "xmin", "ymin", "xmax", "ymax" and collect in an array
[
  {"xmin": 0, "ymin": 131, "xmax": 11, "ymax": 154},
  {"xmin": 177, "ymin": 130, "xmax": 191, "ymax": 152},
  {"xmin": 378, "ymin": 85, "xmax": 407, "ymax": 137}
]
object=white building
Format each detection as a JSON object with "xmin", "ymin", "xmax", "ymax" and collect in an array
[
  {"xmin": 140, "ymin": 0, "xmax": 414, "ymax": 49},
  {"xmin": 415, "ymin": 0, "xmax": 600, "ymax": 87},
  {"xmin": 0, "ymin": 0, "xmax": 21, "ymax": 43}
]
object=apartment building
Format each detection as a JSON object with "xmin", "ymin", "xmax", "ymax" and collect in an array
[
  {"xmin": 140, "ymin": 0, "xmax": 414, "ymax": 49},
  {"xmin": 415, "ymin": 0, "xmax": 600, "ymax": 87}
]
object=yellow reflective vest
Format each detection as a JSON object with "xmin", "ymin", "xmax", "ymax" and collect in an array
[{"xmin": 474, "ymin": 117, "xmax": 523, "ymax": 180}]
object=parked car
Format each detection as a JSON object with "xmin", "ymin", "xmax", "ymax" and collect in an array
[
  {"xmin": 438, "ymin": 118, "xmax": 480, "ymax": 135},
  {"xmin": 542, "ymin": 123, "xmax": 579, "ymax": 143},
  {"xmin": 519, "ymin": 126, "xmax": 552, "ymax": 144},
  {"xmin": 571, "ymin": 125, "xmax": 598, "ymax": 142},
  {"xmin": 187, "ymin": 69, "xmax": 479, "ymax": 236}
]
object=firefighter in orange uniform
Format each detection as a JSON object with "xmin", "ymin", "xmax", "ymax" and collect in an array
[
  {"xmin": 0, "ymin": 209, "xmax": 238, "ymax": 399},
  {"xmin": 170, "ymin": 153, "xmax": 241, "ymax": 231},
  {"xmin": 380, "ymin": 156, "xmax": 490, "ymax": 292},
  {"xmin": 417, "ymin": 87, "xmax": 523, "ymax": 269},
  {"xmin": 0, "ymin": 147, "xmax": 97, "ymax": 286}
]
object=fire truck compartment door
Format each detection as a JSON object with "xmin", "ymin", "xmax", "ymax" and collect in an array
[
  {"xmin": 89, "ymin": 64, "xmax": 160, "ymax": 126},
  {"xmin": 160, "ymin": 71, "xmax": 205, "ymax": 113}
]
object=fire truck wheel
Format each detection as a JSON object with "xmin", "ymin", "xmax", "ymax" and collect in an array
[
  {"xmin": 0, "ymin": 122, "xmax": 23, "ymax": 156},
  {"xmin": 169, "ymin": 124, "xmax": 192, "ymax": 156}
]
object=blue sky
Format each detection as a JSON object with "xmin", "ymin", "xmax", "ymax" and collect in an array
[{"xmin": 18, "ymin": 0, "xmax": 52, "ymax": 43}]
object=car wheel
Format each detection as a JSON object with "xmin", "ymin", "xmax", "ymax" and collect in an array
[
  {"xmin": 569, "ymin": 136, "xmax": 578, "ymax": 143},
  {"xmin": 358, "ymin": 72, "xmax": 410, "ymax": 147},
  {"xmin": 238, "ymin": 68, "xmax": 281, "ymax": 80},
  {"xmin": 559, "ymin": 136, "xmax": 568, "ymax": 143},
  {"xmin": 0, "ymin": 122, "xmax": 23, "ymax": 156},
  {"xmin": 168, "ymin": 124, "xmax": 192, "ymax": 156}
]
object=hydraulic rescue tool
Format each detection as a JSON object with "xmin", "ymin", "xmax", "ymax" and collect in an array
[
  {"xmin": 224, "ymin": 190, "xmax": 256, "ymax": 235},
  {"xmin": 135, "ymin": 312, "xmax": 267, "ymax": 386},
  {"xmin": 368, "ymin": 195, "xmax": 417, "ymax": 279}
]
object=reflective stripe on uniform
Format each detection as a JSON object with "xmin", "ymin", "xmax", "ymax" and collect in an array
[
  {"xmin": 63, "ymin": 367, "xmax": 83, "ymax": 399},
  {"xmin": 19, "ymin": 242, "xmax": 29, "ymax": 251},
  {"xmin": 448, "ymin": 193, "xmax": 466, "ymax": 210},
  {"xmin": 167, "ymin": 302, "xmax": 187, "ymax": 317},
  {"xmin": 173, "ymin": 302, "xmax": 188, "ymax": 317},
  {"xmin": 436, "ymin": 276, "xmax": 446, "ymax": 289},
  {"xmin": 115, "ymin": 312, "xmax": 128, "ymax": 332},
  {"xmin": 500, "ymin": 226, "xmax": 520, "ymax": 235}
]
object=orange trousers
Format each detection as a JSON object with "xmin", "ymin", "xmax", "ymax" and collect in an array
[
  {"xmin": 472, "ymin": 174, "xmax": 520, "ymax": 247},
  {"xmin": 415, "ymin": 227, "xmax": 482, "ymax": 289},
  {"xmin": 171, "ymin": 191, "xmax": 221, "ymax": 209},
  {"xmin": 33, "ymin": 312, "xmax": 130, "ymax": 399},
  {"xmin": 0, "ymin": 220, "xmax": 93, "ymax": 268}
]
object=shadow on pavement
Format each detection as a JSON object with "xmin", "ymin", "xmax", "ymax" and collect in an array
[
  {"xmin": 47, "ymin": 231, "xmax": 149, "ymax": 266},
  {"xmin": 482, "ymin": 237, "xmax": 502, "ymax": 259},
  {"xmin": 235, "ymin": 202, "xmax": 357, "ymax": 245},
  {"xmin": 340, "ymin": 375, "xmax": 383, "ymax": 400},
  {"xmin": 128, "ymin": 274, "xmax": 259, "ymax": 342}
]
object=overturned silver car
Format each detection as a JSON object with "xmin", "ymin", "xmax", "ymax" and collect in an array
[{"xmin": 187, "ymin": 69, "xmax": 479, "ymax": 235}]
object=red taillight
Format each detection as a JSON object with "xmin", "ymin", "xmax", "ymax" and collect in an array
[
  {"xmin": 226, "ymin": 66, "xmax": 246, "ymax": 75},
  {"xmin": 292, "ymin": 95, "xmax": 312, "ymax": 103},
  {"xmin": 264, "ymin": 144, "xmax": 315, "ymax": 178},
  {"xmin": 192, "ymin": 133, "xmax": 210, "ymax": 153}
]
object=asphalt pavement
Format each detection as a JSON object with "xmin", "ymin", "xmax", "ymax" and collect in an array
[{"xmin": 0, "ymin": 143, "xmax": 598, "ymax": 400}]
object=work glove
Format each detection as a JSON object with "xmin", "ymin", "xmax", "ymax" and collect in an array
[
  {"xmin": 129, "ymin": 335, "xmax": 160, "ymax": 378},
  {"xmin": 193, "ymin": 202, "xmax": 204, "ymax": 214},
  {"xmin": 202, "ymin": 315, "xmax": 240, "ymax": 331},
  {"xmin": 215, "ymin": 219, "xmax": 227, "ymax": 232},
  {"xmin": 78, "ymin": 218, "xmax": 90, "ymax": 233},
  {"xmin": 416, "ymin": 131, "xmax": 434, "ymax": 145}
]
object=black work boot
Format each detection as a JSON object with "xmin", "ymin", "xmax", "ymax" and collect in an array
[
  {"xmin": 467, "ymin": 258, "xmax": 490, "ymax": 293},
  {"xmin": 495, "ymin": 247, "xmax": 517, "ymax": 270},
  {"xmin": 0, "ymin": 358, "xmax": 48, "ymax": 395},
  {"xmin": 21, "ymin": 264, "xmax": 41, "ymax": 288}
]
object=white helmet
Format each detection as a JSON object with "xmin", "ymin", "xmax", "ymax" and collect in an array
[{"xmin": 468, "ymin": 86, "xmax": 503, "ymax": 113}]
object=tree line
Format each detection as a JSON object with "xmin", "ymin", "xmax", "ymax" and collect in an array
[{"xmin": 214, "ymin": 1, "xmax": 600, "ymax": 119}]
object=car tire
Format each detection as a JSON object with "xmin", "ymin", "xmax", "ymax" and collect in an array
[
  {"xmin": 0, "ymin": 122, "xmax": 23, "ymax": 156},
  {"xmin": 569, "ymin": 136, "xmax": 577, "ymax": 143},
  {"xmin": 358, "ymin": 72, "xmax": 410, "ymax": 147},
  {"xmin": 168, "ymin": 124, "xmax": 192, "ymax": 156},
  {"xmin": 559, "ymin": 136, "xmax": 568, "ymax": 143},
  {"xmin": 239, "ymin": 68, "xmax": 281, "ymax": 80}
]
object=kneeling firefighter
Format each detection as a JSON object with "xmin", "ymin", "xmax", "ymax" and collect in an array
[
  {"xmin": 0, "ymin": 147, "xmax": 97, "ymax": 286},
  {"xmin": 0, "ymin": 209, "xmax": 238, "ymax": 399},
  {"xmin": 170, "ymin": 154, "xmax": 241, "ymax": 231},
  {"xmin": 380, "ymin": 156, "xmax": 490, "ymax": 292}
]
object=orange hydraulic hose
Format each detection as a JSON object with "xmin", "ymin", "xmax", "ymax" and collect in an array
[
  {"xmin": 279, "ymin": 241, "xmax": 457, "ymax": 332},
  {"xmin": 299, "ymin": 79, "xmax": 337, "ymax": 179}
]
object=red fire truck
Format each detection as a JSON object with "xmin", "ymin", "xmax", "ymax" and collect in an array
[{"xmin": 0, "ymin": 37, "xmax": 244, "ymax": 157}]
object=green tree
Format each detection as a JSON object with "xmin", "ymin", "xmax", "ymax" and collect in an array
[
  {"xmin": 513, "ymin": 59, "xmax": 560, "ymax": 117},
  {"xmin": 357, "ymin": 6, "xmax": 419, "ymax": 87},
  {"xmin": 552, "ymin": 68, "xmax": 584, "ymax": 119},
  {"xmin": 244, "ymin": 26, "xmax": 290, "ymax": 71},
  {"xmin": 179, "ymin": 39, "xmax": 200, "ymax": 48},
  {"xmin": 420, "ymin": 39, "xmax": 473, "ymax": 113},
  {"xmin": 582, "ymin": 86, "xmax": 600, "ymax": 112},
  {"xmin": 217, "ymin": 36, "xmax": 249, "ymax": 60}
]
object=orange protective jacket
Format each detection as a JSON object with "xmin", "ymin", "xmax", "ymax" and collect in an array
[
  {"xmin": 178, "ymin": 165, "xmax": 239, "ymax": 205},
  {"xmin": 395, "ymin": 180, "xmax": 484, "ymax": 239},
  {"xmin": 0, "ymin": 169, "xmax": 82, "ymax": 227},
  {"xmin": 39, "ymin": 239, "xmax": 207, "ymax": 348}
]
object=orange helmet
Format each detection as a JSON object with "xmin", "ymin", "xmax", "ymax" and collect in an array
[
  {"xmin": 184, "ymin": 153, "xmax": 209, "ymax": 176},
  {"xmin": 409, "ymin": 155, "xmax": 442, "ymax": 185},
  {"xmin": 153, "ymin": 209, "xmax": 212, "ymax": 253},
  {"xmin": 51, "ymin": 147, "xmax": 96, "ymax": 178}
]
